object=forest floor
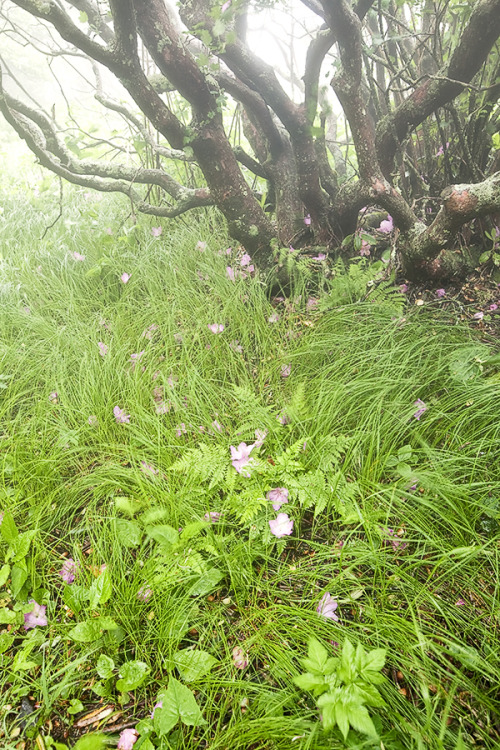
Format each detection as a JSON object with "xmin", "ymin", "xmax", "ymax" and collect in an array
[{"xmin": 0, "ymin": 180, "xmax": 499, "ymax": 750}]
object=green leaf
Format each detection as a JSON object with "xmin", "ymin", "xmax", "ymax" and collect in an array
[
  {"xmin": 73, "ymin": 734, "xmax": 108, "ymax": 750},
  {"xmin": 116, "ymin": 660, "xmax": 150, "ymax": 692},
  {"xmin": 68, "ymin": 698, "xmax": 84, "ymax": 715},
  {"xmin": 154, "ymin": 678, "xmax": 206, "ymax": 736},
  {"xmin": 79, "ymin": 11, "xmax": 88, "ymax": 23},
  {"xmin": 363, "ymin": 647, "xmax": 386, "ymax": 672},
  {"xmin": 0, "ymin": 632, "xmax": 15, "ymax": 653},
  {"xmin": 11, "ymin": 562, "xmax": 28, "ymax": 598},
  {"xmin": 68, "ymin": 617, "xmax": 117, "ymax": 642},
  {"xmin": 180, "ymin": 522, "xmax": 206, "ymax": 543},
  {"xmin": 212, "ymin": 18, "xmax": 226, "ymax": 36},
  {"xmin": 96, "ymin": 654, "xmax": 115, "ymax": 679},
  {"xmin": 303, "ymin": 637, "xmax": 330, "ymax": 674},
  {"xmin": 339, "ymin": 638, "xmax": 356, "ymax": 682},
  {"xmin": 63, "ymin": 584, "xmax": 89, "ymax": 615},
  {"xmin": 188, "ymin": 567, "xmax": 223, "ymax": 596},
  {"xmin": 0, "ymin": 512, "xmax": 18, "ymax": 543},
  {"xmin": 11, "ymin": 530, "xmax": 36, "ymax": 561},
  {"xmin": 0, "ymin": 563, "xmax": 10, "ymax": 587},
  {"xmin": 115, "ymin": 518, "xmax": 142, "ymax": 548},
  {"xmin": 335, "ymin": 702, "xmax": 350, "ymax": 739},
  {"xmin": 146, "ymin": 524, "xmax": 179, "ymax": 548},
  {"xmin": 173, "ymin": 648, "xmax": 217, "ymax": 682},
  {"xmin": 0, "ymin": 607, "xmax": 18, "ymax": 624},
  {"xmin": 88, "ymin": 568, "xmax": 112, "ymax": 609},
  {"xmin": 293, "ymin": 672, "xmax": 327, "ymax": 694},
  {"xmin": 346, "ymin": 703, "xmax": 378, "ymax": 737}
]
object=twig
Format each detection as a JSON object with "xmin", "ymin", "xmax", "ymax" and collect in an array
[{"xmin": 40, "ymin": 178, "xmax": 64, "ymax": 240}]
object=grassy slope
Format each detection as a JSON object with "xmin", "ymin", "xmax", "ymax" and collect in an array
[{"xmin": 0, "ymin": 177, "xmax": 499, "ymax": 750}]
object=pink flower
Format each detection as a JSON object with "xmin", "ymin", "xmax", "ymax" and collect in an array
[
  {"xmin": 140, "ymin": 461, "xmax": 159, "ymax": 477},
  {"xmin": 175, "ymin": 423, "xmax": 187, "ymax": 437},
  {"xmin": 304, "ymin": 214, "xmax": 311, "ymax": 226},
  {"xmin": 98, "ymin": 342, "xmax": 108, "ymax": 357},
  {"xmin": 266, "ymin": 487, "xmax": 289, "ymax": 511},
  {"xmin": 399, "ymin": 284, "xmax": 408, "ymax": 293},
  {"xmin": 435, "ymin": 288, "xmax": 446, "ymax": 298},
  {"xmin": 359, "ymin": 241, "xmax": 371, "ymax": 257},
  {"xmin": 277, "ymin": 411, "xmax": 290, "ymax": 425},
  {"xmin": 280, "ymin": 364, "xmax": 291, "ymax": 378},
  {"xmin": 229, "ymin": 340, "xmax": 243, "ymax": 353},
  {"xmin": 24, "ymin": 600, "xmax": 48, "ymax": 630},
  {"xmin": 316, "ymin": 593, "xmax": 339, "ymax": 621},
  {"xmin": 436, "ymin": 142, "xmax": 450, "ymax": 156},
  {"xmin": 130, "ymin": 350, "xmax": 145, "ymax": 363},
  {"xmin": 142, "ymin": 324, "xmax": 159, "ymax": 340},
  {"xmin": 121, "ymin": 272, "xmax": 131, "ymax": 284},
  {"xmin": 455, "ymin": 598, "xmax": 466, "ymax": 606},
  {"xmin": 253, "ymin": 428, "xmax": 267, "ymax": 448},
  {"xmin": 473, "ymin": 311, "xmax": 484, "ymax": 320},
  {"xmin": 59, "ymin": 558, "xmax": 78, "ymax": 584},
  {"xmin": 312, "ymin": 252, "xmax": 326, "ymax": 261},
  {"xmin": 378, "ymin": 215, "xmax": 394, "ymax": 233},
  {"xmin": 230, "ymin": 442, "xmax": 255, "ymax": 476},
  {"xmin": 212, "ymin": 420, "xmax": 223, "ymax": 432},
  {"xmin": 118, "ymin": 727, "xmax": 139, "ymax": 750},
  {"xmin": 196, "ymin": 240, "xmax": 207, "ymax": 251},
  {"xmin": 269, "ymin": 513, "xmax": 294, "ymax": 538},
  {"xmin": 226, "ymin": 266, "xmax": 236, "ymax": 282},
  {"xmin": 413, "ymin": 399, "xmax": 427, "ymax": 420},
  {"xmin": 71, "ymin": 251, "xmax": 86, "ymax": 261},
  {"xmin": 151, "ymin": 226, "xmax": 162, "ymax": 237},
  {"xmin": 88, "ymin": 415, "xmax": 98, "ymax": 427},
  {"xmin": 489, "ymin": 303, "xmax": 498, "ymax": 311},
  {"xmin": 268, "ymin": 312, "xmax": 280, "ymax": 323},
  {"xmin": 208, "ymin": 324, "xmax": 224, "ymax": 334},
  {"xmin": 204, "ymin": 512, "xmax": 222, "ymax": 522},
  {"xmin": 307, "ymin": 297, "xmax": 319, "ymax": 311},
  {"xmin": 49, "ymin": 391, "xmax": 58, "ymax": 404},
  {"xmin": 137, "ymin": 586, "xmax": 153, "ymax": 602},
  {"xmin": 240, "ymin": 253, "xmax": 252, "ymax": 267},
  {"xmin": 114, "ymin": 406, "xmax": 131, "ymax": 424},
  {"xmin": 232, "ymin": 646, "xmax": 248, "ymax": 669}
]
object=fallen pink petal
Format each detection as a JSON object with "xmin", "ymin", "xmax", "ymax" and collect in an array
[
  {"xmin": 230, "ymin": 442, "xmax": 255, "ymax": 476},
  {"xmin": 151, "ymin": 226, "xmax": 162, "ymax": 237},
  {"xmin": 208, "ymin": 323, "xmax": 224, "ymax": 334},
  {"xmin": 114, "ymin": 406, "xmax": 131, "ymax": 424},
  {"xmin": 266, "ymin": 487, "xmax": 289, "ymax": 511},
  {"xmin": 121, "ymin": 272, "xmax": 131, "ymax": 284},
  {"xmin": 232, "ymin": 646, "xmax": 248, "ymax": 669},
  {"xmin": 24, "ymin": 600, "xmax": 48, "ymax": 630},
  {"xmin": 316, "ymin": 592, "xmax": 339, "ymax": 621},
  {"xmin": 118, "ymin": 728, "xmax": 139, "ymax": 750},
  {"xmin": 269, "ymin": 513, "xmax": 294, "ymax": 538}
]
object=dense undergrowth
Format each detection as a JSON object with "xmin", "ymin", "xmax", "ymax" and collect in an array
[{"xmin": 0, "ymin": 170, "xmax": 499, "ymax": 750}]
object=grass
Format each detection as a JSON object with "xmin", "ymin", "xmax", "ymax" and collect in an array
[{"xmin": 0, "ymin": 169, "xmax": 499, "ymax": 750}]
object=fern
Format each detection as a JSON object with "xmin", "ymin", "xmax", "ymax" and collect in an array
[
  {"xmin": 315, "ymin": 434, "xmax": 351, "ymax": 471},
  {"xmin": 365, "ymin": 274, "xmax": 404, "ymax": 315},
  {"xmin": 169, "ymin": 442, "xmax": 228, "ymax": 488},
  {"xmin": 229, "ymin": 488, "xmax": 268, "ymax": 524}
]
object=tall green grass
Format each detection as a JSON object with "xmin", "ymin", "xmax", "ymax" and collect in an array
[{"xmin": 0, "ymin": 175, "xmax": 499, "ymax": 749}]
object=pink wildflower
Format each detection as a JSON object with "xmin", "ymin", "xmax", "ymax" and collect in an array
[
  {"xmin": 120, "ymin": 272, "xmax": 131, "ymax": 284},
  {"xmin": 269, "ymin": 513, "xmax": 294, "ymax": 538},
  {"xmin": 317, "ymin": 593, "xmax": 339, "ymax": 621}
]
